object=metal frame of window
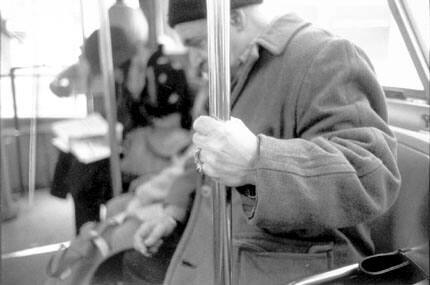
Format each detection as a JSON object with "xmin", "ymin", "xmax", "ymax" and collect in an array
[
  {"xmin": 387, "ymin": 0, "xmax": 429, "ymax": 100},
  {"xmin": 384, "ymin": 0, "xmax": 429, "ymax": 132}
]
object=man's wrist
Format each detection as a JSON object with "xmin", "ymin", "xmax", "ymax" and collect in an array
[{"xmin": 244, "ymin": 134, "xmax": 259, "ymax": 185}]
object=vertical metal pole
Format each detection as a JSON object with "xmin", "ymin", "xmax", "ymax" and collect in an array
[
  {"xmin": 79, "ymin": 0, "xmax": 94, "ymax": 114},
  {"xmin": 28, "ymin": 67, "xmax": 40, "ymax": 206},
  {"xmin": 206, "ymin": 0, "xmax": 232, "ymax": 284},
  {"xmin": 9, "ymin": 68, "xmax": 25, "ymax": 194},
  {"xmin": 97, "ymin": 0, "xmax": 122, "ymax": 197}
]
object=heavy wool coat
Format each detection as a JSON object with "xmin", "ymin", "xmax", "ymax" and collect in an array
[{"xmin": 163, "ymin": 14, "xmax": 401, "ymax": 284}]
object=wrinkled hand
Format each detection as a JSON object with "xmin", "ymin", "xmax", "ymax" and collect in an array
[
  {"xmin": 193, "ymin": 116, "xmax": 258, "ymax": 186},
  {"xmin": 133, "ymin": 211, "xmax": 177, "ymax": 257}
]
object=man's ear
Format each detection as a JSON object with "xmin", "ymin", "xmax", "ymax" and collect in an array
[{"xmin": 230, "ymin": 9, "xmax": 246, "ymax": 31}]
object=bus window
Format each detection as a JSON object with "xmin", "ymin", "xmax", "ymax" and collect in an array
[
  {"xmin": 0, "ymin": 0, "xmax": 140, "ymax": 119},
  {"xmin": 274, "ymin": 0, "xmax": 429, "ymax": 131},
  {"xmin": 272, "ymin": 0, "xmax": 429, "ymax": 100}
]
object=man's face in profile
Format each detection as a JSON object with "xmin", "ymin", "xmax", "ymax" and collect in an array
[
  {"xmin": 175, "ymin": 19, "xmax": 209, "ymax": 77},
  {"xmin": 175, "ymin": 17, "xmax": 245, "ymax": 77}
]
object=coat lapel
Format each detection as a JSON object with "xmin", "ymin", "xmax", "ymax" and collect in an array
[{"xmin": 231, "ymin": 14, "xmax": 310, "ymax": 111}]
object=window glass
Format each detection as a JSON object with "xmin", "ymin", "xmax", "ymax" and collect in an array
[
  {"xmin": 2, "ymin": 0, "xmax": 428, "ymax": 119},
  {"xmin": 281, "ymin": 0, "xmax": 428, "ymax": 93},
  {"xmin": 407, "ymin": 0, "xmax": 429, "ymax": 55},
  {"xmin": 1, "ymin": 0, "xmax": 85, "ymax": 118},
  {"xmin": 0, "ymin": 0, "xmax": 141, "ymax": 118}
]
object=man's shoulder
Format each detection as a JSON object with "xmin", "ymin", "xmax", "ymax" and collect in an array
[
  {"xmin": 258, "ymin": 14, "xmax": 337, "ymax": 59},
  {"xmin": 286, "ymin": 23, "xmax": 344, "ymax": 64}
]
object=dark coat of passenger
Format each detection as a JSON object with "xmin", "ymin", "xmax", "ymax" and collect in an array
[{"xmin": 163, "ymin": 14, "xmax": 401, "ymax": 284}]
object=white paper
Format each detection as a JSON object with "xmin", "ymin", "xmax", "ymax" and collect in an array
[{"xmin": 51, "ymin": 113, "xmax": 123, "ymax": 164}]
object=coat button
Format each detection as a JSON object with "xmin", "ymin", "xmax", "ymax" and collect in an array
[{"xmin": 201, "ymin": 185, "xmax": 211, "ymax": 197}]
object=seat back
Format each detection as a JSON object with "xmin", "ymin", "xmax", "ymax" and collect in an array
[{"xmin": 370, "ymin": 126, "xmax": 429, "ymax": 253}]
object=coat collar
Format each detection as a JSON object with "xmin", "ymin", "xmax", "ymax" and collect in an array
[
  {"xmin": 231, "ymin": 14, "xmax": 310, "ymax": 109},
  {"xmin": 255, "ymin": 14, "xmax": 311, "ymax": 56}
]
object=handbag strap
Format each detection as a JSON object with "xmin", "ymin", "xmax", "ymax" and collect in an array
[
  {"xmin": 46, "ymin": 213, "xmax": 128, "ymax": 279},
  {"xmin": 91, "ymin": 212, "xmax": 128, "ymax": 257},
  {"xmin": 46, "ymin": 244, "xmax": 87, "ymax": 279}
]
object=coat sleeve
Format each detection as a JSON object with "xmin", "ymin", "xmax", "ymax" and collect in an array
[{"xmin": 247, "ymin": 38, "xmax": 401, "ymax": 233}]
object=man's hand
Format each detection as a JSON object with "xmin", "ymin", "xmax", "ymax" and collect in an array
[
  {"xmin": 193, "ymin": 116, "xmax": 258, "ymax": 186},
  {"xmin": 133, "ymin": 212, "xmax": 177, "ymax": 257}
]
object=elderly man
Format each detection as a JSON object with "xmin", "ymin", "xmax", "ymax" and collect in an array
[{"xmin": 133, "ymin": 0, "xmax": 401, "ymax": 283}]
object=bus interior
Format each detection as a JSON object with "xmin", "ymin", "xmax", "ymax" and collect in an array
[{"xmin": 1, "ymin": 0, "xmax": 429, "ymax": 284}]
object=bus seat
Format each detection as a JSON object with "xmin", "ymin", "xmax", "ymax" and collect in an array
[
  {"xmin": 369, "ymin": 126, "xmax": 429, "ymax": 253},
  {"xmin": 288, "ymin": 127, "xmax": 429, "ymax": 285}
]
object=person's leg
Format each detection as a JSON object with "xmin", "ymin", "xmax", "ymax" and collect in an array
[
  {"xmin": 50, "ymin": 151, "xmax": 73, "ymax": 199},
  {"xmin": 107, "ymin": 217, "xmax": 141, "ymax": 252},
  {"xmin": 105, "ymin": 192, "xmax": 134, "ymax": 219},
  {"xmin": 69, "ymin": 158, "xmax": 112, "ymax": 233},
  {"xmin": 72, "ymin": 189, "xmax": 103, "ymax": 234}
]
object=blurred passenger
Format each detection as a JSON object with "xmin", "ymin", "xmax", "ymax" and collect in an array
[
  {"xmin": 51, "ymin": 26, "xmax": 145, "ymax": 234},
  {"xmin": 120, "ymin": 43, "xmax": 194, "ymax": 189},
  {"xmin": 45, "ymin": 44, "xmax": 200, "ymax": 285},
  {"xmin": 50, "ymin": 20, "xmax": 196, "ymax": 232}
]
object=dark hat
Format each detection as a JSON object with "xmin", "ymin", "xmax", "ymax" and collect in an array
[
  {"xmin": 168, "ymin": 0, "xmax": 263, "ymax": 27},
  {"xmin": 84, "ymin": 26, "xmax": 137, "ymax": 75}
]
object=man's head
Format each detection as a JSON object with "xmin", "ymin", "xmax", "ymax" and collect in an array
[
  {"xmin": 84, "ymin": 26, "xmax": 136, "ymax": 77},
  {"xmin": 168, "ymin": 0, "xmax": 263, "ymax": 28},
  {"xmin": 168, "ymin": 0, "xmax": 273, "ymax": 73}
]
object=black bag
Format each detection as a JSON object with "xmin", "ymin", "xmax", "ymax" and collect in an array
[
  {"xmin": 356, "ymin": 244, "xmax": 429, "ymax": 284},
  {"xmin": 289, "ymin": 243, "xmax": 429, "ymax": 285}
]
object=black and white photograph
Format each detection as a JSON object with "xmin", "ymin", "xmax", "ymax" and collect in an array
[{"xmin": 1, "ymin": 0, "xmax": 428, "ymax": 284}]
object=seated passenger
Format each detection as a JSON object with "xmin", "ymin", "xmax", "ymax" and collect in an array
[
  {"xmin": 45, "ymin": 43, "xmax": 200, "ymax": 285},
  {"xmin": 120, "ymin": 43, "xmax": 194, "ymax": 190},
  {"xmin": 50, "ymin": 27, "xmax": 194, "ymax": 233}
]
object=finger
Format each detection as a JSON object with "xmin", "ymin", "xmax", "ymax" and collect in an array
[
  {"xmin": 193, "ymin": 116, "xmax": 223, "ymax": 135},
  {"xmin": 143, "ymin": 224, "xmax": 166, "ymax": 248},
  {"xmin": 134, "ymin": 223, "xmax": 153, "ymax": 255},
  {"xmin": 134, "ymin": 222, "xmax": 152, "ymax": 245},
  {"xmin": 192, "ymin": 133, "xmax": 209, "ymax": 148},
  {"xmin": 201, "ymin": 161, "xmax": 218, "ymax": 178},
  {"xmin": 148, "ymin": 239, "xmax": 164, "ymax": 255},
  {"xmin": 193, "ymin": 136, "xmax": 223, "ymax": 156},
  {"xmin": 198, "ymin": 148, "xmax": 215, "ymax": 165}
]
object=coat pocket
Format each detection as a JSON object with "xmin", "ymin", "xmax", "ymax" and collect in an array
[{"xmin": 237, "ymin": 248, "xmax": 331, "ymax": 285}]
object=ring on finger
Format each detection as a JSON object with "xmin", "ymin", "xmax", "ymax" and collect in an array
[{"xmin": 194, "ymin": 148, "xmax": 204, "ymax": 173}]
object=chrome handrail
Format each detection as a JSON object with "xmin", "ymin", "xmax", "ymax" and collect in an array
[
  {"xmin": 97, "ymin": 0, "xmax": 122, "ymax": 197},
  {"xmin": 287, "ymin": 264, "xmax": 360, "ymax": 285},
  {"xmin": 206, "ymin": 0, "xmax": 232, "ymax": 284}
]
